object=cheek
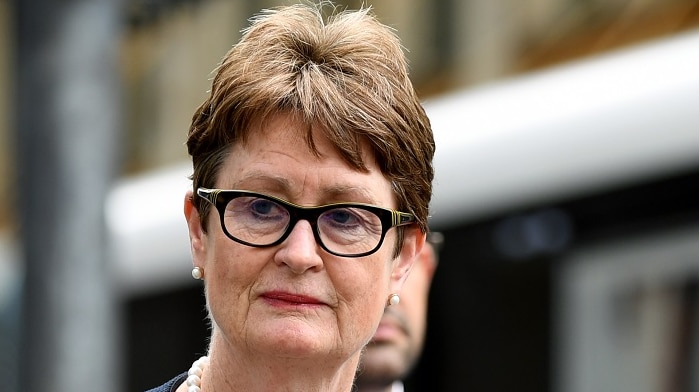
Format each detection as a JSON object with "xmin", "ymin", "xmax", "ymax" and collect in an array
[
  {"xmin": 205, "ymin": 230, "xmax": 265, "ymax": 275},
  {"xmin": 331, "ymin": 254, "xmax": 394, "ymax": 334},
  {"xmin": 203, "ymin": 236, "xmax": 264, "ymax": 321}
]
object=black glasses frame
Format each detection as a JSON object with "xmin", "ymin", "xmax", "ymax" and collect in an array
[{"xmin": 197, "ymin": 187, "xmax": 416, "ymax": 257}]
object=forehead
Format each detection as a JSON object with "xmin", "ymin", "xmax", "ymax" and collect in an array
[{"xmin": 216, "ymin": 113, "xmax": 394, "ymax": 205}]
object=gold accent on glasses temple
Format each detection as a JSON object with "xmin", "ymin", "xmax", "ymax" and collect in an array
[
  {"xmin": 198, "ymin": 188, "xmax": 220, "ymax": 204},
  {"xmin": 391, "ymin": 210, "xmax": 415, "ymax": 227}
]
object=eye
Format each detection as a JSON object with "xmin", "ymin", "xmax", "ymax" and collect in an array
[
  {"xmin": 320, "ymin": 207, "xmax": 382, "ymax": 236},
  {"xmin": 222, "ymin": 195, "xmax": 290, "ymax": 242},
  {"xmin": 324, "ymin": 208, "xmax": 360, "ymax": 226},
  {"xmin": 245, "ymin": 198, "xmax": 289, "ymax": 222},
  {"xmin": 226, "ymin": 196, "xmax": 288, "ymax": 222},
  {"xmin": 250, "ymin": 199, "xmax": 277, "ymax": 215}
]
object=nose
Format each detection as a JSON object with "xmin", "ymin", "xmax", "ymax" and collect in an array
[{"xmin": 273, "ymin": 220, "xmax": 324, "ymax": 274}]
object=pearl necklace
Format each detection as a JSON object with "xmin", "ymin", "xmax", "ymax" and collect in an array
[{"xmin": 185, "ymin": 356, "xmax": 209, "ymax": 392}]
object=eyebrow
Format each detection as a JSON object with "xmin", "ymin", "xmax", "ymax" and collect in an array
[
  {"xmin": 316, "ymin": 184, "xmax": 380, "ymax": 205},
  {"xmin": 227, "ymin": 172, "xmax": 381, "ymax": 205},
  {"xmin": 228, "ymin": 172, "xmax": 291, "ymax": 193}
]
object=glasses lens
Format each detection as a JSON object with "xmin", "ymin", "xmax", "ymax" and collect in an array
[
  {"xmin": 224, "ymin": 195, "xmax": 290, "ymax": 245},
  {"xmin": 318, "ymin": 207, "xmax": 383, "ymax": 256}
]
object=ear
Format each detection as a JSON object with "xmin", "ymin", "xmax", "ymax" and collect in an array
[
  {"xmin": 389, "ymin": 226, "xmax": 426, "ymax": 293},
  {"xmin": 184, "ymin": 190, "xmax": 207, "ymax": 267},
  {"xmin": 418, "ymin": 240, "xmax": 439, "ymax": 283},
  {"xmin": 421, "ymin": 232, "xmax": 442, "ymax": 281}
]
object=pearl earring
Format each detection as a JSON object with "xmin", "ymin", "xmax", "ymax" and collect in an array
[
  {"xmin": 387, "ymin": 293, "xmax": 400, "ymax": 306},
  {"xmin": 191, "ymin": 267, "xmax": 204, "ymax": 280}
]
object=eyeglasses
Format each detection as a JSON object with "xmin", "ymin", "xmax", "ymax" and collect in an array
[{"xmin": 197, "ymin": 188, "xmax": 416, "ymax": 257}]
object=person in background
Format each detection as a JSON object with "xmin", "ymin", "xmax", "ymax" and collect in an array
[
  {"xmin": 356, "ymin": 232, "xmax": 442, "ymax": 392},
  {"xmin": 146, "ymin": 3, "xmax": 435, "ymax": 392}
]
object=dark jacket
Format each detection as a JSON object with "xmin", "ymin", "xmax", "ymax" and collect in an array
[{"xmin": 145, "ymin": 372, "xmax": 187, "ymax": 392}]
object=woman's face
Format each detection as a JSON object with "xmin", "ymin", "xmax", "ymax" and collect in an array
[{"xmin": 185, "ymin": 112, "xmax": 420, "ymax": 363}]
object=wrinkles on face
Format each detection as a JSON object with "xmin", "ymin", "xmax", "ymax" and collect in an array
[{"xmin": 201, "ymin": 112, "xmax": 402, "ymax": 365}]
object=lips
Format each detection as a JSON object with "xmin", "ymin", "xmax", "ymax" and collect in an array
[
  {"xmin": 371, "ymin": 311, "xmax": 409, "ymax": 342},
  {"xmin": 372, "ymin": 320, "xmax": 402, "ymax": 342},
  {"xmin": 261, "ymin": 291, "xmax": 326, "ymax": 307}
]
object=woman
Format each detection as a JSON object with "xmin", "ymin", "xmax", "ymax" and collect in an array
[{"xmin": 147, "ymin": 3, "xmax": 434, "ymax": 391}]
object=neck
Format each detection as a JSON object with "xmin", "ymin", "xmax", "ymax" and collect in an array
[{"xmin": 199, "ymin": 334, "xmax": 361, "ymax": 392}]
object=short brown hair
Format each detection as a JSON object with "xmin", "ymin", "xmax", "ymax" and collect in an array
[{"xmin": 187, "ymin": 3, "xmax": 434, "ymax": 248}]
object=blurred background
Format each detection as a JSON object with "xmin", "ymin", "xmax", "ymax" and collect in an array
[{"xmin": 2, "ymin": 0, "xmax": 699, "ymax": 391}]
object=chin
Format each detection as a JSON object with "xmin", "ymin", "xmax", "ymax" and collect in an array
[
  {"xmin": 357, "ymin": 359, "xmax": 404, "ymax": 385},
  {"xmin": 262, "ymin": 329, "xmax": 328, "ymax": 356},
  {"xmin": 251, "ymin": 319, "xmax": 353, "ymax": 360},
  {"xmin": 361, "ymin": 347, "xmax": 406, "ymax": 372}
]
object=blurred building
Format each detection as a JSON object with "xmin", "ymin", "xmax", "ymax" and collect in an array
[
  {"xmin": 1, "ymin": 0, "xmax": 698, "ymax": 225},
  {"xmin": 114, "ymin": 0, "xmax": 699, "ymax": 173}
]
